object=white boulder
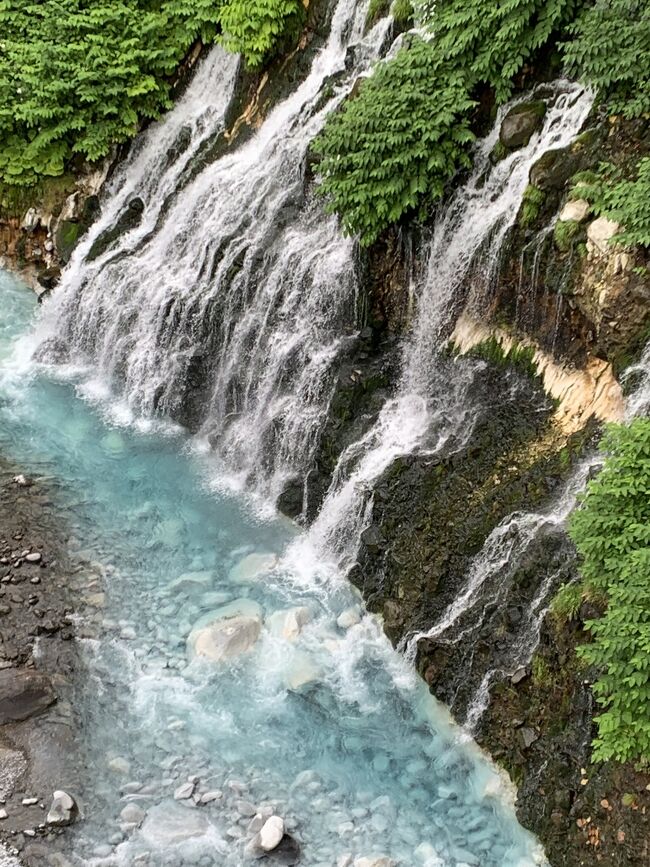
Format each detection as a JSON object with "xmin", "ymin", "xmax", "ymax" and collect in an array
[
  {"xmin": 336, "ymin": 607, "xmax": 361, "ymax": 630},
  {"xmin": 187, "ymin": 599, "xmax": 263, "ymax": 662},
  {"xmin": 46, "ymin": 791, "xmax": 77, "ymax": 826},
  {"xmin": 558, "ymin": 198, "xmax": 590, "ymax": 223},
  {"xmin": 587, "ymin": 216, "xmax": 621, "ymax": 255},
  {"xmin": 284, "ymin": 651, "xmax": 321, "ymax": 691}
]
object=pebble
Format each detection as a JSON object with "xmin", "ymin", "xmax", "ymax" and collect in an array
[
  {"xmin": 0, "ymin": 809, "xmax": 6, "ymax": 820},
  {"xmin": 25, "ymin": 553, "xmax": 42, "ymax": 564},
  {"xmin": 174, "ymin": 782, "xmax": 195, "ymax": 801},
  {"xmin": 22, "ymin": 798, "xmax": 38, "ymax": 806},
  {"xmin": 259, "ymin": 815, "xmax": 284, "ymax": 851}
]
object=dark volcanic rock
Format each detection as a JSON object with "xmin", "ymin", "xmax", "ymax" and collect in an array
[
  {"xmin": 500, "ymin": 100, "xmax": 547, "ymax": 149},
  {"xmin": 0, "ymin": 669, "xmax": 56, "ymax": 724}
]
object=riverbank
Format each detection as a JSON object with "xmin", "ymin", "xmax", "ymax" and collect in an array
[{"xmin": 0, "ymin": 456, "xmax": 82, "ymax": 865}]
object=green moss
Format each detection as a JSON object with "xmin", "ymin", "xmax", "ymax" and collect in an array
[
  {"xmin": 551, "ymin": 582, "xmax": 583, "ymax": 624},
  {"xmin": 465, "ymin": 336, "xmax": 540, "ymax": 383},
  {"xmin": 520, "ymin": 184, "xmax": 545, "ymax": 227},
  {"xmin": 532, "ymin": 655, "xmax": 552, "ymax": 687},
  {"xmin": 553, "ymin": 218, "xmax": 582, "ymax": 252},
  {"xmin": 0, "ymin": 175, "xmax": 76, "ymax": 220}
]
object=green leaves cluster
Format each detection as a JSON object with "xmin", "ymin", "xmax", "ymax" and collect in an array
[
  {"xmin": 571, "ymin": 160, "xmax": 650, "ymax": 248},
  {"xmin": 0, "ymin": 0, "xmax": 303, "ymax": 186},
  {"xmin": 569, "ymin": 420, "xmax": 650, "ymax": 765},
  {"xmin": 313, "ymin": 37, "xmax": 475, "ymax": 245},
  {"xmin": 314, "ymin": 0, "xmax": 578, "ymax": 245},
  {"xmin": 219, "ymin": 0, "xmax": 305, "ymax": 70},
  {"xmin": 563, "ymin": 0, "xmax": 650, "ymax": 119}
]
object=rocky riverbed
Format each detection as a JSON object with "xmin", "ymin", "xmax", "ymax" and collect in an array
[{"xmin": 0, "ymin": 457, "xmax": 81, "ymax": 865}]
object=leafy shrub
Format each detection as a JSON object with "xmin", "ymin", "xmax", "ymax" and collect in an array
[
  {"xmin": 0, "ymin": 0, "xmax": 303, "ymax": 186},
  {"xmin": 563, "ymin": 0, "xmax": 650, "ymax": 119},
  {"xmin": 218, "ymin": 0, "xmax": 305, "ymax": 69},
  {"xmin": 312, "ymin": 36, "xmax": 475, "ymax": 245},
  {"xmin": 571, "ymin": 160, "xmax": 650, "ymax": 248},
  {"xmin": 569, "ymin": 419, "xmax": 650, "ymax": 764},
  {"xmin": 0, "ymin": 1, "xmax": 226, "ymax": 186}
]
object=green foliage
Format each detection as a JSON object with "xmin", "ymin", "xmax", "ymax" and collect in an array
[
  {"xmin": 553, "ymin": 217, "xmax": 581, "ymax": 252},
  {"xmin": 551, "ymin": 582, "xmax": 583, "ymax": 623},
  {"xmin": 569, "ymin": 419, "xmax": 650, "ymax": 764},
  {"xmin": 218, "ymin": 0, "xmax": 305, "ymax": 69},
  {"xmin": 563, "ymin": 0, "xmax": 650, "ymax": 119},
  {"xmin": 0, "ymin": 1, "xmax": 226, "ymax": 186},
  {"xmin": 571, "ymin": 160, "xmax": 650, "ymax": 248},
  {"xmin": 315, "ymin": 0, "xmax": 579, "ymax": 244},
  {"xmin": 0, "ymin": 0, "xmax": 304, "ymax": 186},
  {"xmin": 313, "ymin": 36, "xmax": 475, "ymax": 245},
  {"xmin": 520, "ymin": 184, "xmax": 545, "ymax": 227},
  {"xmin": 419, "ymin": 0, "xmax": 578, "ymax": 103}
]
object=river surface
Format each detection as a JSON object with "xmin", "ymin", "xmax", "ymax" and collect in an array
[{"xmin": 0, "ymin": 269, "xmax": 547, "ymax": 866}]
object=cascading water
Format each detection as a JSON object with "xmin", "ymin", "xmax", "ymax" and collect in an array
[
  {"xmin": 35, "ymin": 0, "xmax": 392, "ymax": 510},
  {"xmin": 305, "ymin": 82, "xmax": 594, "ymax": 571}
]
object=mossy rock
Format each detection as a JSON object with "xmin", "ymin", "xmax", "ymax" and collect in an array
[{"xmin": 55, "ymin": 220, "xmax": 82, "ymax": 264}]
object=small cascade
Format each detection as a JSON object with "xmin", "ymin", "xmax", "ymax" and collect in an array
[
  {"xmin": 38, "ymin": 0, "xmax": 391, "ymax": 506},
  {"xmin": 406, "ymin": 335, "xmax": 650, "ymax": 729},
  {"xmin": 307, "ymin": 82, "xmax": 594, "ymax": 570},
  {"xmin": 402, "ymin": 460, "xmax": 597, "ymax": 726}
]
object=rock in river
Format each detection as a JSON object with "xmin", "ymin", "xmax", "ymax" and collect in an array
[{"xmin": 187, "ymin": 599, "xmax": 263, "ymax": 662}]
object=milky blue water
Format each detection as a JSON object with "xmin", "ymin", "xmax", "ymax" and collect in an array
[{"xmin": 0, "ymin": 269, "xmax": 545, "ymax": 866}]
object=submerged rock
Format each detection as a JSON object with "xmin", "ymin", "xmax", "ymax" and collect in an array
[
  {"xmin": 229, "ymin": 552, "xmax": 278, "ymax": 584},
  {"xmin": 187, "ymin": 599, "xmax": 263, "ymax": 662},
  {"xmin": 140, "ymin": 800, "xmax": 210, "ymax": 846},
  {"xmin": 267, "ymin": 606, "xmax": 311, "ymax": 641}
]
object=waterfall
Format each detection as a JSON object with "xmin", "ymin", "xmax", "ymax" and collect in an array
[
  {"xmin": 306, "ymin": 82, "xmax": 594, "ymax": 570},
  {"xmin": 38, "ymin": 0, "xmax": 391, "ymax": 506},
  {"xmin": 403, "ymin": 334, "xmax": 650, "ymax": 730}
]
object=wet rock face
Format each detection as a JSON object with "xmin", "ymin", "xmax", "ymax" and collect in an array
[{"xmin": 476, "ymin": 608, "xmax": 650, "ymax": 867}]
